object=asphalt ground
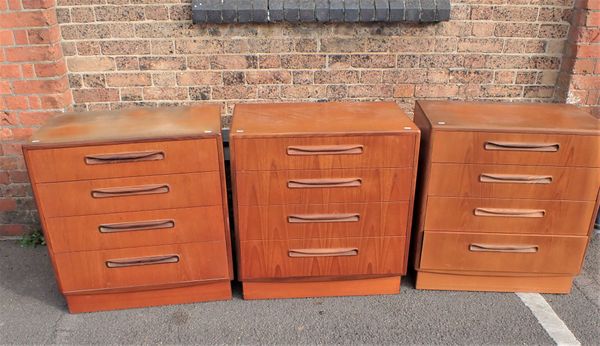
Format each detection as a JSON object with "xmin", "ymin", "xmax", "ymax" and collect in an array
[{"xmin": 0, "ymin": 235, "xmax": 598, "ymax": 345}]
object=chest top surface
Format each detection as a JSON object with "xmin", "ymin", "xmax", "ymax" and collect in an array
[
  {"xmin": 417, "ymin": 101, "xmax": 599, "ymax": 135},
  {"xmin": 231, "ymin": 102, "xmax": 418, "ymax": 137},
  {"xmin": 26, "ymin": 105, "xmax": 222, "ymax": 147}
]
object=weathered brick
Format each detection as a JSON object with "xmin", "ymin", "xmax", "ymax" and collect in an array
[
  {"xmin": 143, "ymin": 87, "xmax": 188, "ymax": 100},
  {"xmin": 72, "ymin": 88, "xmax": 119, "ymax": 102},
  {"xmin": 101, "ymin": 40, "xmax": 151, "ymax": 55},
  {"xmin": 246, "ymin": 70, "xmax": 292, "ymax": 84},
  {"xmin": 67, "ymin": 57, "xmax": 115, "ymax": 72},
  {"xmin": 139, "ymin": 57, "xmax": 186, "ymax": 70},
  {"xmin": 176, "ymin": 71, "xmax": 222, "ymax": 86},
  {"xmin": 106, "ymin": 73, "xmax": 152, "ymax": 87},
  {"xmin": 210, "ymin": 55, "xmax": 257, "ymax": 69}
]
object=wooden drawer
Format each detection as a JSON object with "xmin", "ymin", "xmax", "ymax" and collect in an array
[
  {"xmin": 55, "ymin": 241, "xmax": 230, "ymax": 293},
  {"xmin": 419, "ymin": 231, "xmax": 588, "ymax": 275},
  {"xmin": 45, "ymin": 206, "xmax": 226, "ymax": 253},
  {"xmin": 25, "ymin": 139, "xmax": 219, "ymax": 183},
  {"xmin": 232, "ymin": 135, "xmax": 417, "ymax": 171},
  {"xmin": 36, "ymin": 172, "xmax": 222, "ymax": 217},
  {"xmin": 237, "ymin": 202, "xmax": 409, "ymax": 241},
  {"xmin": 428, "ymin": 163, "xmax": 599, "ymax": 201},
  {"xmin": 235, "ymin": 168, "xmax": 413, "ymax": 206},
  {"xmin": 431, "ymin": 131, "xmax": 600, "ymax": 167},
  {"xmin": 425, "ymin": 197, "xmax": 595, "ymax": 236},
  {"xmin": 239, "ymin": 236, "xmax": 405, "ymax": 280}
]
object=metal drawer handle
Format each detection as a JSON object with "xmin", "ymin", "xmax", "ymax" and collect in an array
[
  {"xmin": 474, "ymin": 208, "xmax": 546, "ymax": 218},
  {"xmin": 287, "ymin": 145, "xmax": 364, "ymax": 155},
  {"xmin": 91, "ymin": 184, "xmax": 170, "ymax": 198},
  {"xmin": 288, "ymin": 213, "xmax": 360, "ymax": 223},
  {"xmin": 480, "ymin": 173, "xmax": 552, "ymax": 184},
  {"xmin": 469, "ymin": 243, "xmax": 538, "ymax": 253},
  {"xmin": 85, "ymin": 151, "xmax": 165, "ymax": 165},
  {"xmin": 288, "ymin": 247, "xmax": 359, "ymax": 258},
  {"xmin": 106, "ymin": 254, "xmax": 179, "ymax": 268},
  {"xmin": 484, "ymin": 141, "xmax": 559, "ymax": 152},
  {"xmin": 287, "ymin": 178, "xmax": 362, "ymax": 188},
  {"xmin": 99, "ymin": 219, "xmax": 175, "ymax": 233}
]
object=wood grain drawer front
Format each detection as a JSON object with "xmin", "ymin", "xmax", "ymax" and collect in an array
[
  {"xmin": 237, "ymin": 202, "xmax": 409, "ymax": 241},
  {"xmin": 232, "ymin": 135, "xmax": 416, "ymax": 170},
  {"xmin": 431, "ymin": 131, "xmax": 600, "ymax": 167},
  {"xmin": 419, "ymin": 232, "xmax": 587, "ymax": 275},
  {"xmin": 239, "ymin": 237, "xmax": 405, "ymax": 280},
  {"xmin": 428, "ymin": 163, "xmax": 599, "ymax": 201},
  {"xmin": 235, "ymin": 168, "xmax": 413, "ymax": 206},
  {"xmin": 45, "ymin": 206, "xmax": 226, "ymax": 253},
  {"xmin": 25, "ymin": 139, "xmax": 220, "ymax": 183},
  {"xmin": 36, "ymin": 172, "xmax": 222, "ymax": 217},
  {"xmin": 55, "ymin": 242, "xmax": 230, "ymax": 293},
  {"xmin": 425, "ymin": 197, "xmax": 595, "ymax": 236}
]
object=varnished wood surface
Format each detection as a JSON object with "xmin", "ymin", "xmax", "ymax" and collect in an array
[
  {"xmin": 66, "ymin": 280, "xmax": 232, "ymax": 313},
  {"xmin": 425, "ymin": 197, "xmax": 595, "ymax": 236},
  {"xmin": 419, "ymin": 231, "xmax": 587, "ymax": 275},
  {"xmin": 235, "ymin": 168, "xmax": 413, "ymax": 205},
  {"xmin": 26, "ymin": 139, "xmax": 219, "ymax": 183},
  {"xmin": 55, "ymin": 241, "xmax": 230, "ymax": 293},
  {"xmin": 428, "ymin": 163, "xmax": 599, "ymax": 201},
  {"xmin": 45, "ymin": 206, "xmax": 226, "ymax": 253},
  {"xmin": 239, "ymin": 236, "xmax": 405, "ymax": 280},
  {"xmin": 36, "ymin": 172, "xmax": 222, "ymax": 217},
  {"xmin": 417, "ymin": 101, "xmax": 599, "ymax": 135},
  {"xmin": 232, "ymin": 135, "xmax": 416, "ymax": 171},
  {"xmin": 415, "ymin": 271, "xmax": 573, "ymax": 294},
  {"xmin": 25, "ymin": 105, "xmax": 222, "ymax": 147},
  {"xmin": 431, "ymin": 131, "xmax": 600, "ymax": 168},
  {"xmin": 232, "ymin": 102, "xmax": 419, "ymax": 137},
  {"xmin": 242, "ymin": 276, "xmax": 400, "ymax": 299},
  {"xmin": 237, "ymin": 202, "xmax": 409, "ymax": 240}
]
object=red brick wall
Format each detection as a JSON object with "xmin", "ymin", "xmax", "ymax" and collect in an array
[
  {"xmin": 557, "ymin": 0, "xmax": 600, "ymax": 117},
  {"xmin": 1, "ymin": 0, "xmax": 599, "ymax": 236},
  {"xmin": 0, "ymin": 0, "xmax": 71, "ymax": 236}
]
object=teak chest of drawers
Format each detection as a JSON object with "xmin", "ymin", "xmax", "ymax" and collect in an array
[
  {"xmin": 230, "ymin": 102, "xmax": 420, "ymax": 299},
  {"xmin": 23, "ymin": 106, "xmax": 233, "ymax": 313},
  {"xmin": 412, "ymin": 101, "xmax": 600, "ymax": 293}
]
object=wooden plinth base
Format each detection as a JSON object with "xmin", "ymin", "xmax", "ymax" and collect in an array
[
  {"xmin": 242, "ymin": 276, "xmax": 401, "ymax": 300},
  {"xmin": 416, "ymin": 271, "xmax": 573, "ymax": 294},
  {"xmin": 65, "ymin": 281, "xmax": 232, "ymax": 313}
]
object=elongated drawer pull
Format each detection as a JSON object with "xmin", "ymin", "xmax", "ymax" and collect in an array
[
  {"xmin": 287, "ymin": 178, "xmax": 362, "ymax": 188},
  {"xmin": 469, "ymin": 243, "xmax": 539, "ymax": 253},
  {"xmin": 85, "ymin": 151, "xmax": 165, "ymax": 165},
  {"xmin": 480, "ymin": 173, "xmax": 552, "ymax": 184},
  {"xmin": 287, "ymin": 145, "xmax": 364, "ymax": 155},
  {"xmin": 106, "ymin": 254, "xmax": 179, "ymax": 268},
  {"xmin": 288, "ymin": 213, "xmax": 360, "ymax": 223},
  {"xmin": 484, "ymin": 141, "xmax": 559, "ymax": 152},
  {"xmin": 474, "ymin": 208, "xmax": 546, "ymax": 218},
  {"xmin": 288, "ymin": 247, "xmax": 359, "ymax": 258},
  {"xmin": 91, "ymin": 184, "xmax": 170, "ymax": 198},
  {"xmin": 99, "ymin": 219, "xmax": 175, "ymax": 233}
]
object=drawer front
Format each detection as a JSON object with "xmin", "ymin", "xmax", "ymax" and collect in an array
[
  {"xmin": 419, "ymin": 231, "xmax": 588, "ymax": 275},
  {"xmin": 232, "ymin": 135, "xmax": 416, "ymax": 170},
  {"xmin": 237, "ymin": 202, "xmax": 409, "ymax": 241},
  {"xmin": 235, "ymin": 168, "xmax": 413, "ymax": 205},
  {"xmin": 425, "ymin": 197, "xmax": 595, "ymax": 236},
  {"xmin": 55, "ymin": 242, "xmax": 230, "ymax": 293},
  {"xmin": 239, "ymin": 236, "xmax": 405, "ymax": 280},
  {"xmin": 431, "ymin": 131, "xmax": 600, "ymax": 167},
  {"xmin": 428, "ymin": 163, "xmax": 599, "ymax": 201},
  {"xmin": 46, "ymin": 206, "xmax": 226, "ymax": 253},
  {"xmin": 36, "ymin": 172, "xmax": 223, "ymax": 217},
  {"xmin": 26, "ymin": 139, "xmax": 220, "ymax": 183}
]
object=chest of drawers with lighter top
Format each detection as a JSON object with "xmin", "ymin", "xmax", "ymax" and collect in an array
[
  {"xmin": 412, "ymin": 101, "xmax": 600, "ymax": 293},
  {"xmin": 230, "ymin": 102, "xmax": 420, "ymax": 299},
  {"xmin": 23, "ymin": 106, "xmax": 233, "ymax": 312}
]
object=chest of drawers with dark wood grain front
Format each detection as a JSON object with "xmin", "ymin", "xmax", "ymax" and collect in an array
[
  {"xmin": 230, "ymin": 102, "xmax": 420, "ymax": 299},
  {"xmin": 412, "ymin": 101, "xmax": 600, "ymax": 293},
  {"xmin": 23, "ymin": 106, "xmax": 233, "ymax": 313}
]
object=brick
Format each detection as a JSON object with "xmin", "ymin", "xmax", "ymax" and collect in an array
[
  {"xmin": 143, "ymin": 87, "xmax": 188, "ymax": 100},
  {"xmin": 139, "ymin": 57, "xmax": 186, "ymax": 70},
  {"xmin": 5, "ymin": 45, "xmax": 61, "ymax": 62},
  {"xmin": 95, "ymin": 6, "xmax": 145, "ymax": 21},
  {"xmin": 71, "ymin": 7, "xmax": 95, "ymax": 23},
  {"xmin": 145, "ymin": 5, "xmax": 170, "ymax": 20},
  {"xmin": 293, "ymin": 71, "xmax": 314, "ymax": 84},
  {"xmin": 27, "ymin": 27, "xmax": 61, "ymax": 45},
  {"xmin": 82, "ymin": 74, "xmax": 106, "ymax": 88},
  {"xmin": 223, "ymin": 71, "xmax": 245, "ymax": 85},
  {"xmin": 210, "ymin": 55, "xmax": 257, "ymax": 69},
  {"xmin": 4, "ymin": 96, "xmax": 29, "ymax": 110},
  {"xmin": 393, "ymin": 84, "xmax": 414, "ymax": 97},
  {"xmin": 281, "ymin": 54, "xmax": 326, "ymax": 69},
  {"xmin": 348, "ymin": 84, "xmax": 393, "ymax": 98},
  {"xmin": 415, "ymin": 84, "xmax": 459, "ymax": 97},
  {"xmin": 0, "ymin": 224, "xmax": 26, "ymax": 236},
  {"xmin": 190, "ymin": 87, "xmax": 211, "ymax": 100},
  {"xmin": 0, "ymin": 65, "xmax": 21, "ymax": 78},
  {"xmin": 212, "ymin": 85, "xmax": 257, "ymax": 99},
  {"xmin": 67, "ymin": 57, "xmax": 115, "ymax": 72},
  {"xmin": 22, "ymin": 0, "xmax": 54, "ymax": 9},
  {"xmin": 101, "ymin": 40, "xmax": 150, "ymax": 55},
  {"xmin": 176, "ymin": 71, "xmax": 222, "ymax": 86},
  {"xmin": 73, "ymin": 88, "xmax": 119, "ymax": 103},
  {"xmin": 35, "ymin": 61, "xmax": 67, "ymax": 77},
  {"xmin": 351, "ymin": 54, "xmax": 396, "ymax": 68},
  {"xmin": 187, "ymin": 56, "xmax": 210, "ymax": 70},
  {"xmin": 495, "ymin": 23, "xmax": 539, "ymax": 37},
  {"xmin": 0, "ymin": 30, "xmax": 14, "ymax": 45},
  {"xmin": 13, "ymin": 78, "xmax": 68, "ymax": 94},
  {"xmin": 0, "ymin": 199, "xmax": 17, "ymax": 212},
  {"xmin": 281, "ymin": 85, "xmax": 326, "ymax": 98},
  {"xmin": 315, "ymin": 70, "xmax": 360, "ymax": 84},
  {"xmin": 458, "ymin": 38, "xmax": 504, "ymax": 53},
  {"xmin": 106, "ymin": 73, "xmax": 152, "ymax": 87},
  {"xmin": 245, "ymin": 70, "xmax": 292, "ymax": 84},
  {"xmin": 0, "ymin": 10, "xmax": 57, "ymax": 29}
]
